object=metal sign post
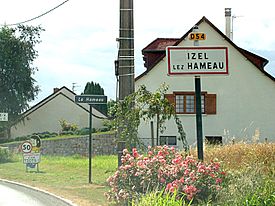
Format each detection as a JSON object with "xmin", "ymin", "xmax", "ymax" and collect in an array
[
  {"xmin": 193, "ymin": 25, "xmax": 204, "ymax": 161},
  {"xmin": 195, "ymin": 76, "xmax": 203, "ymax": 161},
  {"xmin": 89, "ymin": 105, "xmax": 92, "ymax": 183},
  {"xmin": 75, "ymin": 94, "xmax": 107, "ymax": 183}
]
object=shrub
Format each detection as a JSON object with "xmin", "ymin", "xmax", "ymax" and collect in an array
[
  {"xmin": 106, "ymin": 145, "xmax": 226, "ymax": 204},
  {"xmin": 214, "ymin": 169, "xmax": 275, "ymax": 205},
  {"xmin": 59, "ymin": 119, "xmax": 78, "ymax": 132},
  {"xmin": 131, "ymin": 190, "xmax": 193, "ymax": 206},
  {"xmin": 0, "ymin": 147, "xmax": 14, "ymax": 163}
]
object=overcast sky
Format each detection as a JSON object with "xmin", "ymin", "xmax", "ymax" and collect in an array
[{"xmin": 1, "ymin": 0, "xmax": 274, "ymax": 104}]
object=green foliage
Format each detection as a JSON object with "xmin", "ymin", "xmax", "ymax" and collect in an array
[
  {"xmin": 0, "ymin": 25, "xmax": 44, "ymax": 129},
  {"xmin": 59, "ymin": 119, "xmax": 78, "ymax": 132},
  {"xmin": 110, "ymin": 93, "xmax": 141, "ymax": 149},
  {"xmin": 243, "ymin": 179, "xmax": 275, "ymax": 206},
  {"xmin": 132, "ymin": 190, "xmax": 192, "ymax": 206},
  {"xmin": 110, "ymin": 84, "xmax": 188, "ymax": 150},
  {"xmin": 83, "ymin": 81, "xmax": 104, "ymax": 95},
  {"xmin": 82, "ymin": 81, "xmax": 107, "ymax": 115},
  {"xmin": 0, "ymin": 147, "xmax": 14, "ymax": 163},
  {"xmin": 215, "ymin": 169, "xmax": 275, "ymax": 206}
]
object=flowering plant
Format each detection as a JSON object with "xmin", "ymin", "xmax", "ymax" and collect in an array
[{"xmin": 106, "ymin": 145, "xmax": 226, "ymax": 203}]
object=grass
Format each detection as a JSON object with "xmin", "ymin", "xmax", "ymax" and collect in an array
[
  {"xmin": 0, "ymin": 143, "xmax": 274, "ymax": 206},
  {"xmin": 186, "ymin": 143, "xmax": 275, "ymax": 205},
  {"xmin": 0, "ymin": 154, "xmax": 118, "ymax": 206}
]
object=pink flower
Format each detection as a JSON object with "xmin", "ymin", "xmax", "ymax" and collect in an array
[
  {"xmin": 183, "ymin": 185, "xmax": 198, "ymax": 200},
  {"xmin": 148, "ymin": 151, "xmax": 153, "ymax": 157},
  {"xmin": 197, "ymin": 163, "xmax": 206, "ymax": 173},
  {"xmin": 216, "ymin": 178, "xmax": 222, "ymax": 184},
  {"xmin": 172, "ymin": 155, "xmax": 182, "ymax": 164},
  {"xmin": 160, "ymin": 177, "xmax": 166, "ymax": 183},
  {"xmin": 132, "ymin": 148, "xmax": 139, "ymax": 158},
  {"xmin": 166, "ymin": 181, "xmax": 178, "ymax": 193}
]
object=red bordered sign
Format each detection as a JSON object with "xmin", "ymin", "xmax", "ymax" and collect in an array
[
  {"xmin": 167, "ymin": 46, "xmax": 229, "ymax": 75},
  {"xmin": 21, "ymin": 141, "xmax": 33, "ymax": 153}
]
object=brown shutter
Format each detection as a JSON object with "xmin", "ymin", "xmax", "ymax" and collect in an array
[
  {"xmin": 205, "ymin": 94, "xmax": 216, "ymax": 114},
  {"xmin": 165, "ymin": 94, "xmax": 175, "ymax": 108}
]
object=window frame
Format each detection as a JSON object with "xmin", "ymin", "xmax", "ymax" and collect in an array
[
  {"xmin": 160, "ymin": 136, "xmax": 177, "ymax": 146},
  {"xmin": 174, "ymin": 92, "xmax": 206, "ymax": 114}
]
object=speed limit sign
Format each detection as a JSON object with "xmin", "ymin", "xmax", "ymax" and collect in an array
[{"xmin": 21, "ymin": 141, "xmax": 32, "ymax": 153}]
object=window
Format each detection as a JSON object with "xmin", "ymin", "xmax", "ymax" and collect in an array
[
  {"xmin": 205, "ymin": 136, "xmax": 222, "ymax": 145},
  {"xmin": 175, "ymin": 93, "xmax": 205, "ymax": 114},
  {"xmin": 160, "ymin": 136, "xmax": 177, "ymax": 146},
  {"xmin": 165, "ymin": 92, "xmax": 216, "ymax": 115}
]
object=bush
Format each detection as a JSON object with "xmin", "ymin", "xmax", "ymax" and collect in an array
[
  {"xmin": 132, "ymin": 190, "xmax": 192, "ymax": 206},
  {"xmin": 59, "ymin": 119, "xmax": 78, "ymax": 132},
  {"xmin": 0, "ymin": 147, "xmax": 14, "ymax": 163},
  {"xmin": 106, "ymin": 145, "xmax": 226, "ymax": 204},
  {"xmin": 215, "ymin": 169, "xmax": 275, "ymax": 205}
]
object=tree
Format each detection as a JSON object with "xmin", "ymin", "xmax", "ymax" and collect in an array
[
  {"xmin": 82, "ymin": 81, "xmax": 107, "ymax": 114},
  {"xmin": 110, "ymin": 84, "xmax": 188, "ymax": 151},
  {"xmin": 0, "ymin": 25, "xmax": 44, "ymax": 136}
]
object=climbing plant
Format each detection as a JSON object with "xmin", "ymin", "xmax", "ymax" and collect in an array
[{"xmin": 110, "ymin": 84, "xmax": 188, "ymax": 151}]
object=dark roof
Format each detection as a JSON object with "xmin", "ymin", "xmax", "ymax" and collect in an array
[
  {"xmin": 142, "ymin": 38, "xmax": 179, "ymax": 51},
  {"xmin": 136, "ymin": 16, "xmax": 274, "ymax": 82}
]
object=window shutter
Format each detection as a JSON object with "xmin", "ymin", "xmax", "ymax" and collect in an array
[
  {"xmin": 205, "ymin": 94, "xmax": 216, "ymax": 114},
  {"xmin": 165, "ymin": 94, "xmax": 175, "ymax": 108}
]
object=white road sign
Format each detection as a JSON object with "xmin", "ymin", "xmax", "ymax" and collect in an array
[
  {"xmin": 23, "ymin": 153, "xmax": 41, "ymax": 164},
  {"xmin": 21, "ymin": 141, "xmax": 32, "ymax": 153},
  {"xmin": 0, "ymin": 113, "xmax": 8, "ymax": 121},
  {"xmin": 167, "ymin": 46, "xmax": 228, "ymax": 75}
]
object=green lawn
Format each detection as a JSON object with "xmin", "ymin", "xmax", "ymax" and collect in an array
[
  {"xmin": 0, "ymin": 154, "xmax": 117, "ymax": 206},
  {"xmin": 1, "ymin": 143, "xmax": 274, "ymax": 206}
]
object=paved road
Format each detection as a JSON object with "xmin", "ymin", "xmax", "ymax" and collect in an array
[{"xmin": 0, "ymin": 180, "xmax": 73, "ymax": 206}]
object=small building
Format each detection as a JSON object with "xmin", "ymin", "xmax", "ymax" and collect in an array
[
  {"xmin": 135, "ymin": 15, "xmax": 275, "ymax": 148},
  {"xmin": 10, "ymin": 86, "xmax": 106, "ymax": 139}
]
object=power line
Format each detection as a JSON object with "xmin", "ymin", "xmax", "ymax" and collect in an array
[{"xmin": 3, "ymin": 0, "xmax": 70, "ymax": 26}]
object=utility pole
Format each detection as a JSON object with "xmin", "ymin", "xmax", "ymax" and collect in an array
[{"xmin": 117, "ymin": 0, "xmax": 134, "ymax": 100}]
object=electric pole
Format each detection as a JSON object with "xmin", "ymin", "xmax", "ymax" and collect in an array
[{"xmin": 117, "ymin": 0, "xmax": 134, "ymax": 100}]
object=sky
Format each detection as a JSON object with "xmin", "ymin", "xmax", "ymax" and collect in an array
[{"xmin": 0, "ymin": 0, "xmax": 274, "ymax": 104}]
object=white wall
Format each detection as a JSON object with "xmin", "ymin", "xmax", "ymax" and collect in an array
[
  {"xmin": 10, "ymin": 92, "xmax": 105, "ymax": 138},
  {"xmin": 136, "ymin": 21, "xmax": 275, "ymax": 147}
]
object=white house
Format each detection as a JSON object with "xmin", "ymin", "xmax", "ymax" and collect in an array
[
  {"xmin": 135, "ymin": 16, "xmax": 275, "ymax": 148},
  {"xmin": 10, "ymin": 86, "xmax": 107, "ymax": 138}
]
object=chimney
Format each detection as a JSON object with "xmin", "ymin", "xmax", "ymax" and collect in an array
[
  {"xmin": 225, "ymin": 8, "xmax": 232, "ymax": 40},
  {"xmin": 53, "ymin": 88, "xmax": 59, "ymax": 93}
]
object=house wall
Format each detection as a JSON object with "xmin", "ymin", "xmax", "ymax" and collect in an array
[
  {"xmin": 10, "ymin": 94, "xmax": 104, "ymax": 138},
  {"xmin": 136, "ymin": 21, "xmax": 275, "ymax": 147}
]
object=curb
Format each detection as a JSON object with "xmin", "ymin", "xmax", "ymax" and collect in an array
[{"xmin": 0, "ymin": 178, "xmax": 78, "ymax": 206}]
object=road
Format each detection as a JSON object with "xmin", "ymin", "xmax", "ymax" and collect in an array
[{"xmin": 0, "ymin": 180, "xmax": 74, "ymax": 206}]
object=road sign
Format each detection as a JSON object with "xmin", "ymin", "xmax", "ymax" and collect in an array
[
  {"xmin": 75, "ymin": 95, "xmax": 107, "ymax": 104},
  {"xmin": 0, "ymin": 113, "xmax": 8, "ymax": 121},
  {"xmin": 189, "ymin": 32, "xmax": 206, "ymax": 40},
  {"xmin": 21, "ymin": 141, "xmax": 32, "ymax": 153},
  {"xmin": 23, "ymin": 153, "xmax": 41, "ymax": 164},
  {"xmin": 167, "ymin": 46, "xmax": 228, "ymax": 75}
]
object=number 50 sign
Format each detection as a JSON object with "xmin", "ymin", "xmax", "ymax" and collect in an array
[{"xmin": 21, "ymin": 141, "xmax": 32, "ymax": 153}]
